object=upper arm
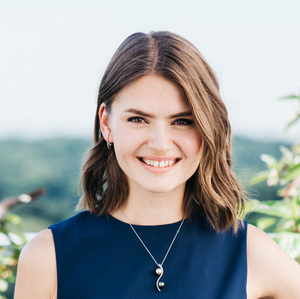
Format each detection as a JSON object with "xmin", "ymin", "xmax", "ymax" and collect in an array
[
  {"xmin": 247, "ymin": 224, "xmax": 300, "ymax": 299},
  {"xmin": 14, "ymin": 229, "xmax": 57, "ymax": 299}
]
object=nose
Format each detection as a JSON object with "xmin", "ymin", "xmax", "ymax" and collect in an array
[{"xmin": 147, "ymin": 124, "xmax": 173, "ymax": 153}]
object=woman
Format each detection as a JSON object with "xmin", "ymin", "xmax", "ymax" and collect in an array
[{"xmin": 15, "ymin": 31, "xmax": 300, "ymax": 298}]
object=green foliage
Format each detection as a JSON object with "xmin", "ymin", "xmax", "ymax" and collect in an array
[
  {"xmin": 281, "ymin": 94, "xmax": 300, "ymax": 131},
  {"xmin": 0, "ymin": 138, "xmax": 92, "ymax": 231},
  {"xmin": 232, "ymin": 136, "xmax": 288, "ymax": 202},
  {"xmin": 248, "ymin": 92, "xmax": 300, "ymax": 263},
  {"xmin": 0, "ymin": 189, "xmax": 46, "ymax": 298},
  {"xmin": 0, "ymin": 213, "xmax": 25, "ymax": 299}
]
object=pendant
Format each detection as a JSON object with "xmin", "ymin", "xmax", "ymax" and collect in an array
[{"xmin": 155, "ymin": 264, "xmax": 164, "ymax": 291}]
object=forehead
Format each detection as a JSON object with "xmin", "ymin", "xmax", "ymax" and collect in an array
[{"xmin": 112, "ymin": 75, "xmax": 190, "ymax": 114}]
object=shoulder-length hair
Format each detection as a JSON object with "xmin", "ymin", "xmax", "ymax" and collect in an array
[{"xmin": 78, "ymin": 31, "xmax": 245, "ymax": 232}]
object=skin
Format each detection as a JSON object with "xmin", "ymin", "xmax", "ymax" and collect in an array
[
  {"xmin": 100, "ymin": 75, "xmax": 202, "ymax": 225},
  {"xmin": 14, "ymin": 75, "xmax": 300, "ymax": 298}
]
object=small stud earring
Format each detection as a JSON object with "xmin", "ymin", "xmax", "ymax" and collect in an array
[{"xmin": 107, "ymin": 130, "xmax": 113, "ymax": 149}]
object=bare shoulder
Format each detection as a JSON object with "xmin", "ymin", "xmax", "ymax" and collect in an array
[
  {"xmin": 14, "ymin": 229, "xmax": 57, "ymax": 299},
  {"xmin": 247, "ymin": 224, "xmax": 300, "ymax": 299}
]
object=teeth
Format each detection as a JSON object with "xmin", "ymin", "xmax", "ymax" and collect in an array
[{"xmin": 141, "ymin": 158, "xmax": 177, "ymax": 167}]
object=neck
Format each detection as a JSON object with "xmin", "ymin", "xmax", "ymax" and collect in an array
[{"xmin": 111, "ymin": 186, "xmax": 185, "ymax": 225}]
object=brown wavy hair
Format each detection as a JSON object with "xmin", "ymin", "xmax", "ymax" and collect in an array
[{"xmin": 78, "ymin": 31, "xmax": 245, "ymax": 232}]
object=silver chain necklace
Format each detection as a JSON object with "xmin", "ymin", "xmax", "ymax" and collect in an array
[{"xmin": 120, "ymin": 209, "xmax": 186, "ymax": 292}]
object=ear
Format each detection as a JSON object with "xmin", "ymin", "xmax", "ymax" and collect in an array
[{"xmin": 99, "ymin": 103, "xmax": 113, "ymax": 143}]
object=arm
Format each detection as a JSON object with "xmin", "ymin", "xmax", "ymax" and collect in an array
[
  {"xmin": 247, "ymin": 224, "xmax": 300, "ymax": 299},
  {"xmin": 14, "ymin": 229, "xmax": 57, "ymax": 299}
]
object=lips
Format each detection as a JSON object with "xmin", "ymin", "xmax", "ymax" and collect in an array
[{"xmin": 138, "ymin": 157, "xmax": 180, "ymax": 168}]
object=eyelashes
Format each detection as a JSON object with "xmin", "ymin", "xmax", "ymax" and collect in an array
[
  {"xmin": 127, "ymin": 117, "xmax": 146, "ymax": 123},
  {"xmin": 127, "ymin": 117, "xmax": 193, "ymax": 126},
  {"xmin": 173, "ymin": 119, "xmax": 193, "ymax": 126}
]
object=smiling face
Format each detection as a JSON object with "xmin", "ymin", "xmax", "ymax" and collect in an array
[{"xmin": 100, "ymin": 75, "xmax": 202, "ymax": 198}]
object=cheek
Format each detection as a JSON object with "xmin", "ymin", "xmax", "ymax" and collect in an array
[
  {"xmin": 112, "ymin": 126, "xmax": 145, "ymax": 160},
  {"xmin": 180, "ymin": 131, "xmax": 202, "ymax": 158}
]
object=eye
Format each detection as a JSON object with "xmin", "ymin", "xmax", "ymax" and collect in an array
[
  {"xmin": 127, "ymin": 117, "xmax": 146, "ymax": 123},
  {"xmin": 173, "ymin": 119, "xmax": 193, "ymax": 126}
]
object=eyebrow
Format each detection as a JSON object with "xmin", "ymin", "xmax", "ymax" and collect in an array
[{"xmin": 123, "ymin": 108, "xmax": 193, "ymax": 118}]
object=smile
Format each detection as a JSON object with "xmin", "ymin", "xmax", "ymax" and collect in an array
[{"xmin": 138, "ymin": 158, "xmax": 179, "ymax": 168}]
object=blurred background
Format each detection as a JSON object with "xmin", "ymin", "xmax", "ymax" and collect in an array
[
  {"xmin": 1, "ymin": 1, "xmax": 300, "ymax": 297},
  {"xmin": 1, "ymin": 0, "xmax": 300, "ymax": 230}
]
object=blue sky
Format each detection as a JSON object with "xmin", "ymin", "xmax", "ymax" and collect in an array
[{"xmin": 1, "ymin": 0, "xmax": 300, "ymax": 140}]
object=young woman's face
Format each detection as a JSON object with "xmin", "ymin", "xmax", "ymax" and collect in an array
[{"xmin": 101, "ymin": 75, "xmax": 202, "ymax": 196}]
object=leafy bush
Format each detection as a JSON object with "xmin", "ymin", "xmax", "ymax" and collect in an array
[
  {"xmin": 0, "ymin": 189, "xmax": 45, "ymax": 299},
  {"xmin": 0, "ymin": 214, "xmax": 25, "ymax": 299},
  {"xmin": 248, "ymin": 93, "xmax": 300, "ymax": 263}
]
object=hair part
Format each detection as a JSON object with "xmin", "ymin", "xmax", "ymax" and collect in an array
[{"xmin": 78, "ymin": 31, "xmax": 246, "ymax": 232}]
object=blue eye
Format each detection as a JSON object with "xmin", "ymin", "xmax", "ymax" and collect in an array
[
  {"xmin": 173, "ymin": 119, "xmax": 193, "ymax": 126},
  {"xmin": 128, "ymin": 117, "xmax": 146, "ymax": 123}
]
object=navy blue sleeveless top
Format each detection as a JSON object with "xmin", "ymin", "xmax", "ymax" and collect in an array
[{"xmin": 49, "ymin": 211, "xmax": 247, "ymax": 298}]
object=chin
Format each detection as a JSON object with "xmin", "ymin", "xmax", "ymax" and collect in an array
[{"xmin": 143, "ymin": 184, "xmax": 179, "ymax": 194}]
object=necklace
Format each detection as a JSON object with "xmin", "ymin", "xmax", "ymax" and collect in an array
[{"xmin": 120, "ymin": 209, "xmax": 186, "ymax": 292}]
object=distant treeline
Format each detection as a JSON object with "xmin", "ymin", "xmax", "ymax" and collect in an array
[{"xmin": 0, "ymin": 136, "xmax": 289, "ymax": 231}]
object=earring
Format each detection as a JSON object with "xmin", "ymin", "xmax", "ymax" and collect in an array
[{"xmin": 107, "ymin": 130, "xmax": 113, "ymax": 149}]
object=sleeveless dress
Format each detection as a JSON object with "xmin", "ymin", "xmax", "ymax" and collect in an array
[{"xmin": 49, "ymin": 211, "xmax": 247, "ymax": 299}]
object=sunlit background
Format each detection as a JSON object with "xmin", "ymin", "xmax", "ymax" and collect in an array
[
  {"xmin": 1, "ymin": 0, "xmax": 300, "ymax": 140},
  {"xmin": 1, "ymin": 2, "xmax": 300, "ymax": 297},
  {"xmin": 1, "ymin": 1, "xmax": 300, "ymax": 229}
]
